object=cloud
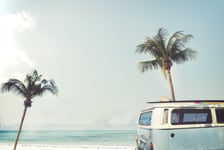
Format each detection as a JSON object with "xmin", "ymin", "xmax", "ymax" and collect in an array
[
  {"xmin": 0, "ymin": 11, "xmax": 35, "ymax": 82},
  {"xmin": 35, "ymin": 115, "xmax": 136, "ymax": 130},
  {"xmin": 0, "ymin": 113, "xmax": 137, "ymax": 130},
  {"xmin": 0, "ymin": 11, "xmax": 35, "ymax": 32}
]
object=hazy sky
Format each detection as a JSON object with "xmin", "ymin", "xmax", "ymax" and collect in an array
[{"xmin": 0, "ymin": 0, "xmax": 224, "ymax": 130}]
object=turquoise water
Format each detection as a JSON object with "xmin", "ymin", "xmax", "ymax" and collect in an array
[{"xmin": 0, "ymin": 130, "xmax": 136, "ymax": 146}]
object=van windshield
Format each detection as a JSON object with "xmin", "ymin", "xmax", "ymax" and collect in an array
[
  {"xmin": 139, "ymin": 112, "xmax": 152, "ymax": 126},
  {"xmin": 171, "ymin": 109, "xmax": 212, "ymax": 125}
]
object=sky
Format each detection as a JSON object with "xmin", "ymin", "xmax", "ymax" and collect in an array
[{"xmin": 0, "ymin": 0, "xmax": 224, "ymax": 130}]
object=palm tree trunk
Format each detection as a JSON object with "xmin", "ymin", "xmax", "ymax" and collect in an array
[
  {"xmin": 13, "ymin": 106, "xmax": 28, "ymax": 150},
  {"xmin": 167, "ymin": 70, "xmax": 176, "ymax": 101}
]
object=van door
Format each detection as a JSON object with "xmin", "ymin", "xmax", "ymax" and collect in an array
[
  {"xmin": 169, "ymin": 128, "xmax": 195, "ymax": 150},
  {"xmin": 169, "ymin": 109, "xmax": 212, "ymax": 150}
]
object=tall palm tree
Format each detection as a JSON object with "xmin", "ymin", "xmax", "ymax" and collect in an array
[
  {"xmin": 136, "ymin": 28, "xmax": 196, "ymax": 101},
  {"xmin": 1, "ymin": 70, "xmax": 58, "ymax": 150}
]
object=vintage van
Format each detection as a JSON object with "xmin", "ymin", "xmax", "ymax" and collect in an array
[{"xmin": 136, "ymin": 100, "xmax": 224, "ymax": 150}]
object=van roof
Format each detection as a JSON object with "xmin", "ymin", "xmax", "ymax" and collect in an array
[
  {"xmin": 147, "ymin": 100, "xmax": 224, "ymax": 104},
  {"xmin": 143, "ymin": 100, "xmax": 224, "ymax": 110}
]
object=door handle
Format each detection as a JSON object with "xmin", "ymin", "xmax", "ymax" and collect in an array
[{"xmin": 170, "ymin": 133, "xmax": 175, "ymax": 138}]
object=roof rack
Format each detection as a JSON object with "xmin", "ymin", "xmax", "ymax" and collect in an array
[{"xmin": 147, "ymin": 100, "xmax": 224, "ymax": 104}]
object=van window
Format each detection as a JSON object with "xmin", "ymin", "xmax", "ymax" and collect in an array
[
  {"xmin": 139, "ymin": 112, "xmax": 152, "ymax": 126},
  {"xmin": 171, "ymin": 109, "xmax": 212, "ymax": 125},
  {"xmin": 216, "ymin": 108, "xmax": 224, "ymax": 123},
  {"xmin": 163, "ymin": 109, "xmax": 168, "ymax": 124}
]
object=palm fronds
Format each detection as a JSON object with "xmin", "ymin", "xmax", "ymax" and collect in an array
[
  {"xmin": 136, "ymin": 28, "xmax": 197, "ymax": 101},
  {"xmin": 1, "ymin": 70, "xmax": 58, "ymax": 101},
  {"xmin": 1, "ymin": 79, "xmax": 26, "ymax": 97}
]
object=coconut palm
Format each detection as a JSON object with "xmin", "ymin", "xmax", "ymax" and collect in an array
[
  {"xmin": 1, "ymin": 70, "xmax": 58, "ymax": 150},
  {"xmin": 136, "ymin": 28, "xmax": 196, "ymax": 101}
]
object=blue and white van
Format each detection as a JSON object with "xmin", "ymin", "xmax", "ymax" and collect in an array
[{"xmin": 136, "ymin": 100, "xmax": 224, "ymax": 150}]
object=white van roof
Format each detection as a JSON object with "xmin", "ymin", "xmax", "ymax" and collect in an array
[{"xmin": 143, "ymin": 100, "xmax": 224, "ymax": 110}]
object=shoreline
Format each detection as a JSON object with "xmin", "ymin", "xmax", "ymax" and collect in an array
[{"xmin": 0, "ymin": 143, "xmax": 135, "ymax": 150}]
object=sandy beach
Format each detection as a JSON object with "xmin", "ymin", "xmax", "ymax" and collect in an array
[{"xmin": 0, "ymin": 144, "xmax": 135, "ymax": 150}]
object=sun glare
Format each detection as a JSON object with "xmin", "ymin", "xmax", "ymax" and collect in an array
[{"xmin": 0, "ymin": 12, "xmax": 35, "ymax": 81}]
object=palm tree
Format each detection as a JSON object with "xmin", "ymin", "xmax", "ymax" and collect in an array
[
  {"xmin": 1, "ymin": 70, "xmax": 58, "ymax": 150},
  {"xmin": 136, "ymin": 28, "xmax": 196, "ymax": 101}
]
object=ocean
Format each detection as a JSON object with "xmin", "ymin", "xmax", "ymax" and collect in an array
[{"xmin": 0, "ymin": 130, "xmax": 136, "ymax": 150}]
